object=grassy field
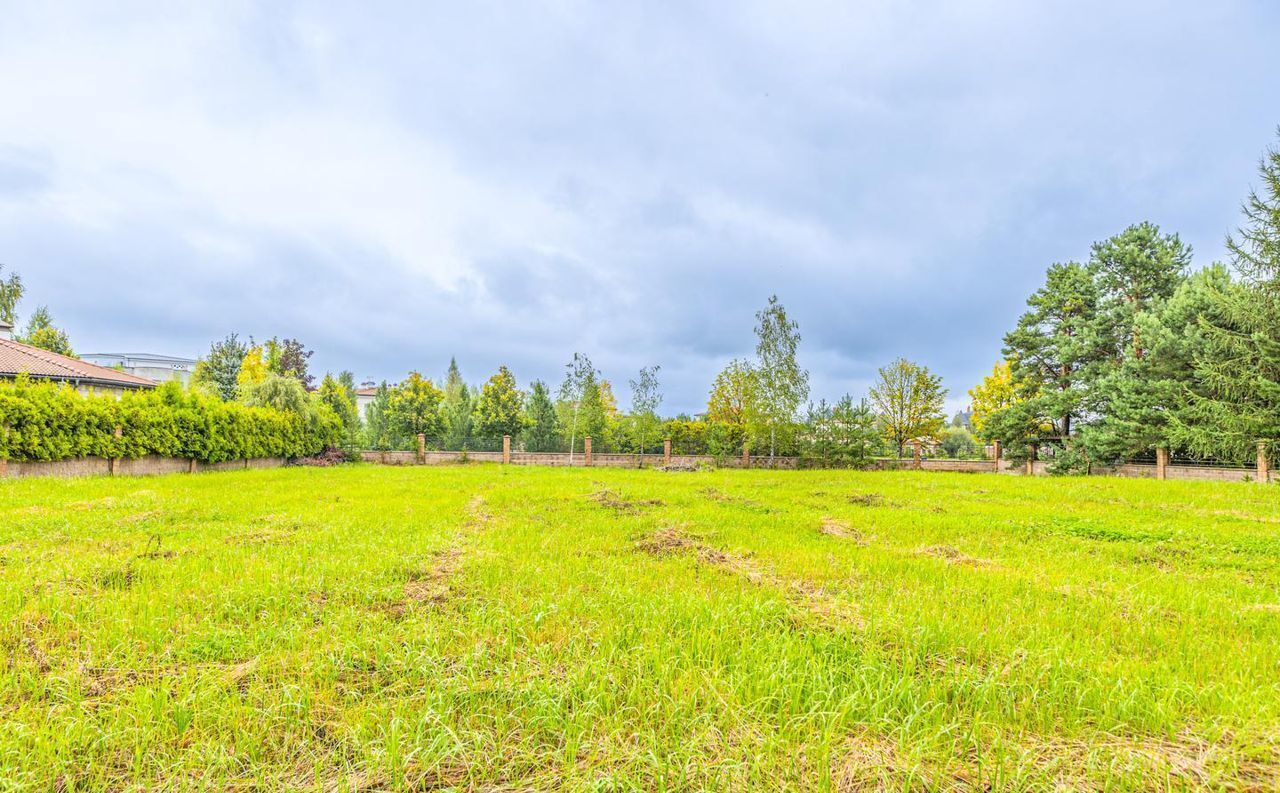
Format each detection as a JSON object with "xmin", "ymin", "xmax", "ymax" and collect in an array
[{"xmin": 2, "ymin": 465, "xmax": 1279, "ymax": 791}]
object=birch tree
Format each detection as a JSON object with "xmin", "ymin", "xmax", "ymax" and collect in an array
[{"xmin": 754, "ymin": 295, "xmax": 809, "ymax": 460}]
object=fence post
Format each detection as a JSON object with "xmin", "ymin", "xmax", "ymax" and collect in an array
[
  {"xmin": 1155, "ymin": 447, "xmax": 1169, "ymax": 480},
  {"xmin": 416, "ymin": 433, "xmax": 426, "ymax": 465},
  {"xmin": 110, "ymin": 426, "xmax": 123, "ymax": 476},
  {"xmin": 663, "ymin": 438, "xmax": 671, "ymax": 467},
  {"xmin": 1258, "ymin": 441, "xmax": 1270, "ymax": 484},
  {"xmin": 584, "ymin": 437, "xmax": 593, "ymax": 466},
  {"xmin": 742, "ymin": 442, "xmax": 750, "ymax": 469},
  {"xmin": 912, "ymin": 440, "xmax": 922, "ymax": 470},
  {"xmin": 502, "ymin": 435, "xmax": 511, "ymax": 464},
  {"xmin": 992, "ymin": 440, "xmax": 1002, "ymax": 473}
]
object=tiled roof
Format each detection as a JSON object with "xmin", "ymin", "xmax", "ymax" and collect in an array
[
  {"xmin": 355, "ymin": 387, "xmax": 379, "ymax": 396},
  {"xmin": 0, "ymin": 338, "xmax": 156, "ymax": 389}
]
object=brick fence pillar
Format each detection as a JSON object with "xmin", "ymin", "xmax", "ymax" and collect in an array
[
  {"xmin": 1258, "ymin": 441, "xmax": 1270, "ymax": 484},
  {"xmin": 584, "ymin": 437, "xmax": 593, "ymax": 466},
  {"xmin": 742, "ymin": 442, "xmax": 750, "ymax": 469},
  {"xmin": 109, "ymin": 426, "xmax": 123, "ymax": 476},
  {"xmin": 1155, "ymin": 447, "xmax": 1169, "ymax": 480},
  {"xmin": 912, "ymin": 440, "xmax": 922, "ymax": 470},
  {"xmin": 663, "ymin": 438, "xmax": 671, "ymax": 467},
  {"xmin": 502, "ymin": 435, "xmax": 511, "ymax": 464},
  {"xmin": 992, "ymin": 439, "xmax": 1002, "ymax": 473},
  {"xmin": 416, "ymin": 433, "xmax": 426, "ymax": 464}
]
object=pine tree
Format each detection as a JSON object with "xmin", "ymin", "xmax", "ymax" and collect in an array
[
  {"xmin": 1087, "ymin": 265, "xmax": 1232, "ymax": 461},
  {"xmin": 1000, "ymin": 261, "xmax": 1103, "ymax": 441}
]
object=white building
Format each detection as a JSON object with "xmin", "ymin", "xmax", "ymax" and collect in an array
[{"xmin": 79, "ymin": 352, "xmax": 196, "ymax": 385}]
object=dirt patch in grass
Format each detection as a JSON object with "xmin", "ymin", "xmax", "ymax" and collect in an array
[
  {"xmin": 847, "ymin": 493, "xmax": 886, "ymax": 507},
  {"xmin": 403, "ymin": 547, "xmax": 463, "ymax": 604},
  {"xmin": 78, "ymin": 658, "xmax": 261, "ymax": 698},
  {"xmin": 916, "ymin": 544, "xmax": 994, "ymax": 567},
  {"xmin": 819, "ymin": 518, "xmax": 870, "ymax": 546},
  {"xmin": 635, "ymin": 526, "xmax": 861, "ymax": 628},
  {"xmin": 377, "ymin": 496, "xmax": 493, "ymax": 618},
  {"xmin": 590, "ymin": 488, "xmax": 665, "ymax": 514},
  {"xmin": 833, "ymin": 736, "xmax": 956, "ymax": 791}
]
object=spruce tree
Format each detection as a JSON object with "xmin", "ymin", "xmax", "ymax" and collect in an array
[
  {"xmin": 523, "ymin": 380, "xmax": 561, "ymax": 452},
  {"xmin": 1172, "ymin": 132, "xmax": 1280, "ymax": 462},
  {"xmin": 440, "ymin": 357, "xmax": 474, "ymax": 449}
]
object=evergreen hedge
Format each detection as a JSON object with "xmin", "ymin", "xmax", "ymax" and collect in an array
[{"xmin": 0, "ymin": 377, "xmax": 341, "ymax": 463}]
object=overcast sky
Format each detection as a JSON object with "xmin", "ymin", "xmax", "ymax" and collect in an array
[{"xmin": 2, "ymin": 2, "xmax": 1279, "ymax": 414}]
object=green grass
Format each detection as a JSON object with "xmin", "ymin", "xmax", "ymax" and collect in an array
[{"xmin": 2, "ymin": 465, "xmax": 1279, "ymax": 790}]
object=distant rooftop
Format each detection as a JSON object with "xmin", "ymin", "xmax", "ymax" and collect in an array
[
  {"xmin": 0, "ymin": 339, "xmax": 156, "ymax": 389},
  {"xmin": 81, "ymin": 352, "xmax": 196, "ymax": 366}
]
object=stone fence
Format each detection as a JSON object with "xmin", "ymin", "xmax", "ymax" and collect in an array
[
  {"xmin": 0, "ymin": 455, "xmax": 287, "ymax": 479},
  {"xmin": 359, "ymin": 435, "xmax": 800, "ymax": 470},
  {"xmin": 361, "ymin": 434, "xmax": 1272, "ymax": 484}
]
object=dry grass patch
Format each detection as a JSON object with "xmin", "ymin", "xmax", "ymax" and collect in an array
[
  {"xmin": 916, "ymin": 544, "xmax": 994, "ymax": 568},
  {"xmin": 847, "ymin": 492, "xmax": 887, "ymax": 507},
  {"xmin": 589, "ymin": 488, "xmax": 665, "ymax": 514},
  {"xmin": 820, "ymin": 517, "xmax": 870, "ymax": 546}
]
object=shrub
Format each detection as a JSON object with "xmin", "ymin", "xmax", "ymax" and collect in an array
[
  {"xmin": 1046, "ymin": 443, "xmax": 1091, "ymax": 476},
  {"xmin": 0, "ymin": 377, "xmax": 341, "ymax": 463}
]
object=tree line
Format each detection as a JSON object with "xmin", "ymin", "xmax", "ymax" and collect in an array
[
  {"xmin": 181, "ymin": 292, "xmax": 962, "ymax": 464},
  {"xmin": 969, "ymin": 130, "xmax": 1280, "ymax": 471}
]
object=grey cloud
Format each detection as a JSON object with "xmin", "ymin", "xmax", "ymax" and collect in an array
[{"xmin": 1, "ymin": 2, "xmax": 1279, "ymax": 413}]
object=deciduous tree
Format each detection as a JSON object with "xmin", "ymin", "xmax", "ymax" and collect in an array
[
  {"xmin": 557, "ymin": 353, "xmax": 597, "ymax": 461},
  {"xmin": 387, "ymin": 372, "xmax": 444, "ymax": 443},
  {"xmin": 628, "ymin": 366, "xmax": 662, "ymax": 455},
  {"xmin": 967, "ymin": 361, "xmax": 1019, "ymax": 440},
  {"xmin": 868, "ymin": 358, "xmax": 947, "ymax": 457},
  {"xmin": 0, "ymin": 264, "xmax": 22, "ymax": 327},
  {"xmin": 473, "ymin": 365, "xmax": 525, "ymax": 439},
  {"xmin": 19, "ymin": 306, "xmax": 73, "ymax": 357},
  {"xmin": 754, "ymin": 296, "xmax": 809, "ymax": 460}
]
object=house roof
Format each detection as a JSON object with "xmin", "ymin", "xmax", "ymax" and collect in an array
[
  {"xmin": 0, "ymin": 338, "xmax": 157, "ymax": 389},
  {"xmin": 355, "ymin": 387, "xmax": 379, "ymax": 396}
]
